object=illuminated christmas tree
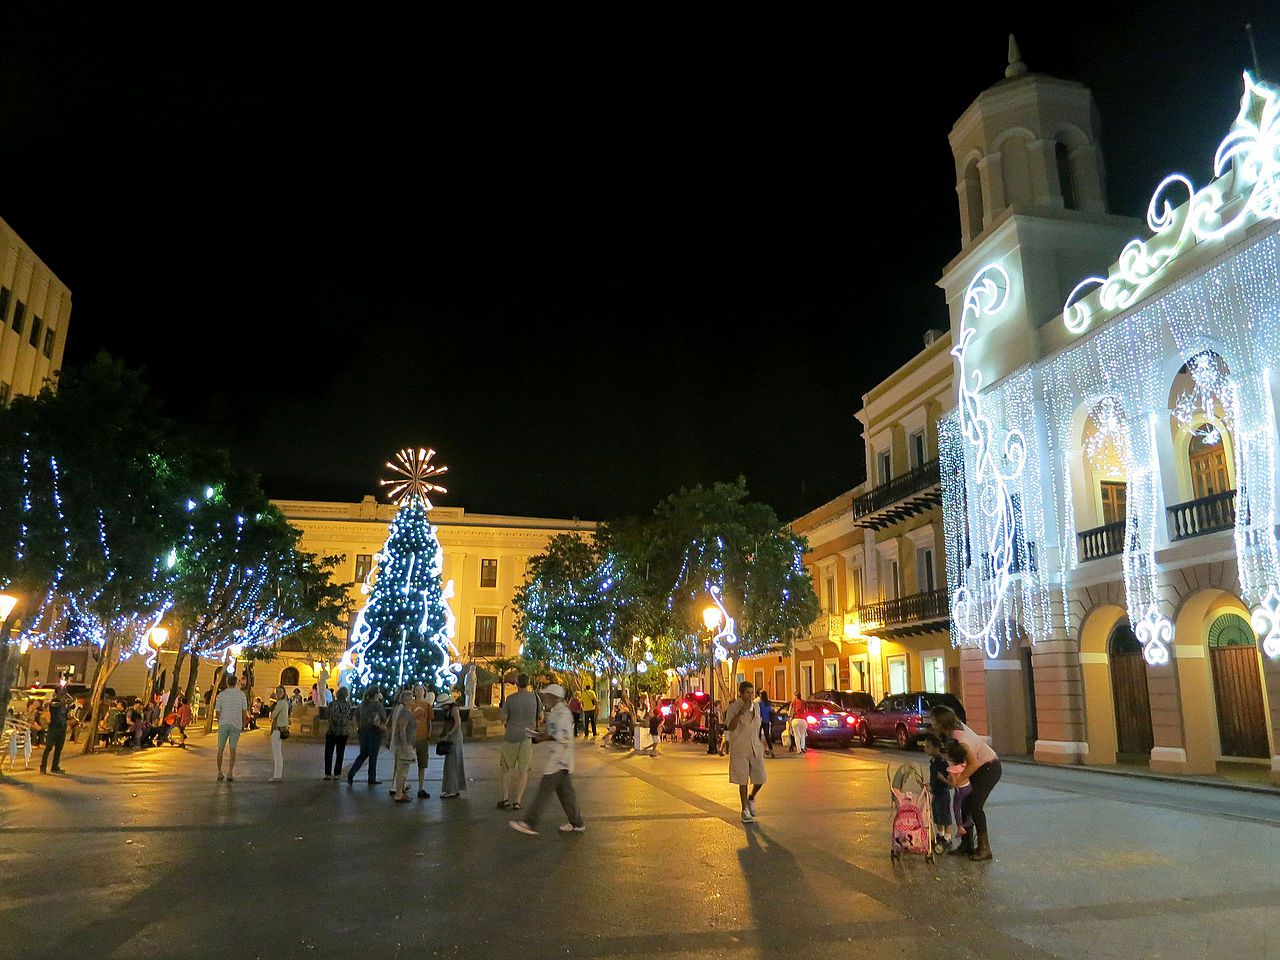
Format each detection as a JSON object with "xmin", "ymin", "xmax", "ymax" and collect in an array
[{"xmin": 347, "ymin": 449, "xmax": 459, "ymax": 695}]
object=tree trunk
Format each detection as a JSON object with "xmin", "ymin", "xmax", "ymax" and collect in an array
[
  {"xmin": 182, "ymin": 651, "xmax": 200, "ymax": 705},
  {"xmin": 163, "ymin": 646, "xmax": 187, "ymax": 716},
  {"xmin": 81, "ymin": 634, "xmax": 123, "ymax": 755},
  {"xmin": 202, "ymin": 665, "xmax": 225, "ymax": 734}
]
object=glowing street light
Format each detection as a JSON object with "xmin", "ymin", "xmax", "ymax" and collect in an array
[
  {"xmin": 702, "ymin": 605, "xmax": 723, "ymax": 632},
  {"xmin": 0, "ymin": 593, "xmax": 18, "ymax": 623}
]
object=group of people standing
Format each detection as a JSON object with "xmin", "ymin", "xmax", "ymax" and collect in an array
[{"xmin": 211, "ymin": 673, "xmax": 468, "ymax": 796}]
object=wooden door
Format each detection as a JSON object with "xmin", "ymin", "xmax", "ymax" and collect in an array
[
  {"xmin": 1210, "ymin": 646, "xmax": 1269, "ymax": 758},
  {"xmin": 1189, "ymin": 437, "xmax": 1230, "ymax": 498},
  {"xmin": 1109, "ymin": 623, "xmax": 1154, "ymax": 756},
  {"xmin": 1100, "ymin": 481, "xmax": 1127, "ymax": 524}
]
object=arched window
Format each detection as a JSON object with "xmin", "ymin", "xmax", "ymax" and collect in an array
[
  {"xmin": 279, "ymin": 666, "xmax": 300, "ymax": 687},
  {"xmin": 1207, "ymin": 613, "xmax": 1253, "ymax": 648},
  {"xmin": 1056, "ymin": 142, "xmax": 1077, "ymax": 210},
  {"xmin": 962, "ymin": 159, "xmax": 984, "ymax": 243}
]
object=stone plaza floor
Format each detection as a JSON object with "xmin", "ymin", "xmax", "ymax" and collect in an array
[{"xmin": 1, "ymin": 728, "xmax": 1277, "ymax": 959}]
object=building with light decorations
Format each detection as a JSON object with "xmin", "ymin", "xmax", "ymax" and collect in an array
[{"xmin": 939, "ymin": 41, "xmax": 1280, "ymax": 782}]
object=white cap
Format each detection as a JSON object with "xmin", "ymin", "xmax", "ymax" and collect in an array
[{"xmin": 542, "ymin": 683, "xmax": 565, "ymax": 699}]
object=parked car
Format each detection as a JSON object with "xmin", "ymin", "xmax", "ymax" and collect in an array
[
  {"xmin": 861, "ymin": 692, "xmax": 967, "ymax": 749},
  {"xmin": 814, "ymin": 689, "xmax": 877, "ymax": 717},
  {"xmin": 788, "ymin": 698, "xmax": 862, "ymax": 747}
]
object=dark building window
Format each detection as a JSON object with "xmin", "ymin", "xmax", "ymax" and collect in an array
[
  {"xmin": 480, "ymin": 558, "xmax": 498, "ymax": 588},
  {"xmin": 354, "ymin": 553, "xmax": 373, "ymax": 582},
  {"xmin": 42, "ymin": 328, "xmax": 54, "ymax": 359},
  {"xmin": 473, "ymin": 615, "xmax": 498, "ymax": 656},
  {"xmin": 1056, "ymin": 141, "xmax": 1077, "ymax": 210},
  {"xmin": 29, "ymin": 315, "xmax": 41, "ymax": 348},
  {"xmin": 0, "ymin": 287, "xmax": 9, "ymax": 324},
  {"xmin": 12, "ymin": 301, "xmax": 24, "ymax": 334}
]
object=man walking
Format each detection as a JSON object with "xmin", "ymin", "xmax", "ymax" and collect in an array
[
  {"xmin": 347, "ymin": 685, "xmax": 388, "ymax": 786},
  {"xmin": 410, "ymin": 684, "xmax": 434, "ymax": 799},
  {"xmin": 214, "ymin": 675, "xmax": 249, "ymax": 782},
  {"xmin": 510, "ymin": 683, "xmax": 584, "ymax": 835},
  {"xmin": 497, "ymin": 673, "xmax": 542, "ymax": 810},
  {"xmin": 40, "ymin": 692, "xmax": 69, "ymax": 774},
  {"xmin": 726, "ymin": 680, "xmax": 766, "ymax": 823},
  {"xmin": 579, "ymin": 683, "xmax": 597, "ymax": 739}
]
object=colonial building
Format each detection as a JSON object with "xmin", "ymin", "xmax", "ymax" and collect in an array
[
  {"xmin": 939, "ymin": 44, "xmax": 1280, "ymax": 782},
  {"xmin": 0, "ymin": 216, "xmax": 71, "ymax": 401}
]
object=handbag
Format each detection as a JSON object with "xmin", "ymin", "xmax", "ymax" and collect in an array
[
  {"xmin": 278, "ymin": 727, "xmax": 290, "ymax": 740},
  {"xmin": 435, "ymin": 739, "xmax": 452, "ymax": 756}
]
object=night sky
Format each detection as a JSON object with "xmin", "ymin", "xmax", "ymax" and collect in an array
[{"xmin": 1, "ymin": 4, "xmax": 1275, "ymax": 521}]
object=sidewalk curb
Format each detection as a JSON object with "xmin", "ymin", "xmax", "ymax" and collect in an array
[{"xmin": 1001, "ymin": 755, "xmax": 1280, "ymax": 796}]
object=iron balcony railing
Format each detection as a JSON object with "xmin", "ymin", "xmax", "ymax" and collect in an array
[
  {"xmin": 852, "ymin": 459, "xmax": 940, "ymax": 520},
  {"xmin": 1168, "ymin": 489, "xmax": 1236, "ymax": 540},
  {"xmin": 469, "ymin": 640, "xmax": 506, "ymax": 659},
  {"xmin": 1077, "ymin": 520, "xmax": 1126, "ymax": 561},
  {"xmin": 857, "ymin": 588, "xmax": 949, "ymax": 630}
]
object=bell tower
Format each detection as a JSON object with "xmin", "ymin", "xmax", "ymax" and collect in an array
[{"xmin": 940, "ymin": 36, "xmax": 1139, "ymax": 382}]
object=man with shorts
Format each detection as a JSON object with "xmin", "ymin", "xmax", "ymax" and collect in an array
[
  {"xmin": 410, "ymin": 684, "xmax": 435, "ymax": 799},
  {"xmin": 214, "ymin": 675, "xmax": 249, "ymax": 782},
  {"xmin": 725, "ymin": 680, "xmax": 766, "ymax": 822},
  {"xmin": 497, "ymin": 673, "xmax": 542, "ymax": 810}
]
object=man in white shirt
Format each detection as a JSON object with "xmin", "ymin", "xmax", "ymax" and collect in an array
[
  {"xmin": 214, "ymin": 675, "xmax": 249, "ymax": 782},
  {"xmin": 725, "ymin": 680, "xmax": 766, "ymax": 822},
  {"xmin": 509, "ymin": 684, "xmax": 584, "ymax": 835}
]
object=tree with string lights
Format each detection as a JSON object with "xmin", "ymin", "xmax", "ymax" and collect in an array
[{"xmin": 347, "ymin": 448, "xmax": 460, "ymax": 696}]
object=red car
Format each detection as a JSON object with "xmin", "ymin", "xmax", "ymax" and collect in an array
[{"xmin": 861, "ymin": 692, "xmax": 967, "ymax": 749}]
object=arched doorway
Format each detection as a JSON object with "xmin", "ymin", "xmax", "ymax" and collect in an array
[
  {"xmin": 1207, "ymin": 613, "xmax": 1269, "ymax": 758},
  {"xmin": 1108, "ymin": 622, "xmax": 1153, "ymax": 756},
  {"xmin": 279, "ymin": 666, "xmax": 300, "ymax": 688}
]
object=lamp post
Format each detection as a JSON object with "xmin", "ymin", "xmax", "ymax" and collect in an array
[{"xmin": 702, "ymin": 604, "xmax": 722, "ymax": 755}]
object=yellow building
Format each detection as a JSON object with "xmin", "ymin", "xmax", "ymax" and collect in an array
[
  {"xmin": 0, "ymin": 216, "xmax": 71, "ymax": 401},
  {"xmin": 736, "ymin": 330, "xmax": 958, "ymax": 713}
]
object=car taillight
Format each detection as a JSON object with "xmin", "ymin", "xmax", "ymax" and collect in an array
[
  {"xmin": 806, "ymin": 715, "xmax": 818, "ymax": 725},
  {"xmin": 680, "ymin": 702, "xmax": 689, "ymax": 711},
  {"xmin": 822, "ymin": 707, "xmax": 830, "ymax": 715},
  {"xmin": 845, "ymin": 715, "xmax": 856, "ymax": 726}
]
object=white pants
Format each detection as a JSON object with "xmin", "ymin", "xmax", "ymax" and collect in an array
[
  {"xmin": 789, "ymin": 718, "xmax": 807, "ymax": 751},
  {"xmin": 271, "ymin": 730, "xmax": 284, "ymax": 779}
]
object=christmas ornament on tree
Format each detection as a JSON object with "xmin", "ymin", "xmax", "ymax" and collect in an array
[{"xmin": 348, "ymin": 449, "xmax": 460, "ymax": 695}]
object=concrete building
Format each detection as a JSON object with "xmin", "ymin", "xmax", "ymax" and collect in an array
[
  {"xmin": 0, "ymin": 216, "xmax": 71, "ymax": 401},
  {"xmin": 939, "ymin": 44, "xmax": 1280, "ymax": 782}
]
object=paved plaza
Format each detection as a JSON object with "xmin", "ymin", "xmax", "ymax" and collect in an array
[{"xmin": 1, "ymin": 730, "xmax": 1277, "ymax": 960}]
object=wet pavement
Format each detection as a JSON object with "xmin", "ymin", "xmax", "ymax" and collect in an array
[{"xmin": 1, "ymin": 730, "xmax": 1276, "ymax": 959}]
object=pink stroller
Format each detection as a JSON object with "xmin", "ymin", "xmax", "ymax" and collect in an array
[{"xmin": 888, "ymin": 762, "xmax": 936, "ymax": 863}]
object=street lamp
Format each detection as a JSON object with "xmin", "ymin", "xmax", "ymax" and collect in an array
[
  {"xmin": 702, "ymin": 604, "xmax": 723, "ymax": 755},
  {"xmin": 0, "ymin": 593, "xmax": 18, "ymax": 623}
]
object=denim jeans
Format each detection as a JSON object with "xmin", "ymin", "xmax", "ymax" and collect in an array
[
  {"xmin": 324, "ymin": 732, "xmax": 349, "ymax": 776},
  {"xmin": 347, "ymin": 727, "xmax": 382, "ymax": 783}
]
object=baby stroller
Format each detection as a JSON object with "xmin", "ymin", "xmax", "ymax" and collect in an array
[{"xmin": 888, "ymin": 762, "xmax": 936, "ymax": 863}]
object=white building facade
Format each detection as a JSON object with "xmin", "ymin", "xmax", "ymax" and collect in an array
[
  {"xmin": 0, "ymin": 216, "xmax": 71, "ymax": 401},
  {"xmin": 939, "ymin": 47, "xmax": 1280, "ymax": 782}
]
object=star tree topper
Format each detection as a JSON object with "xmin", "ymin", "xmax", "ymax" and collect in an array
[{"xmin": 380, "ymin": 447, "xmax": 449, "ymax": 508}]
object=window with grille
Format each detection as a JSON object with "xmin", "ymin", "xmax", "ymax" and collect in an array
[
  {"xmin": 474, "ymin": 615, "xmax": 498, "ymax": 656},
  {"xmin": 480, "ymin": 558, "xmax": 498, "ymax": 588}
]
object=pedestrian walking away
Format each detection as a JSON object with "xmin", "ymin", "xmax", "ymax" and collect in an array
[
  {"xmin": 269, "ymin": 685, "xmax": 289, "ymax": 782},
  {"xmin": 214, "ymin": 675, "xmax": 250, "ymax": 782},
  {"xmin": 756, "ymin": 690, "xmax": 775, "ymax": 758},
  {"xmin": 347, "ymin": 685, "xmax": 388, "ymax": 786},
  {"xmin": 788, "ymin": 693, "xmax": 807, "ymax": 753},
  {"xmin": 389, "ymin": 688, "xmax": 418, "ymax": 802},
  {"xmin": 579, "ymin": 683, "xmax": 597, "ymax": 738},
  {"xmin": 510, "ymin": 683, "xmax": 584, "ymax": 835},
  {"xmin": 931, "ymin": 705, "xmax": 1001, "ymax": 861},
  {"xmin": 323, "ymin": 687, "xmax": 354, "ymax": 779},
  {"xmin": 568, "ymin": 690, "xmax": 583, "ymax": 736},
  {"xmin": 40, "ymin": 692, "xmax": 70, "ymax": 774},
  {"xmin": 726, "ymin": 681, "xmax": 766, "ymax": 822},
  {"xmin": 497, "ymin": 673, "xmax": 543, "ymax": 809},
  {"xmin": 410, "ymin": 684, "xmax": 435, "ymax": 798},
  {"xmin": 439, "ymin": 690, "xmax": 466, "ymax": 797}
]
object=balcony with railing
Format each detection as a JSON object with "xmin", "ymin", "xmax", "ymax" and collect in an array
[
  {"xmin": 856, "ymin": 588, "xmax": 950, "ymax": 637},
  {"xmin": 1168, "ymin": 489, "xmax": 1236, "ymax": 540},
  {"xmin": 852, "ymin": 459, "xmax": 941, "ymax": 530},
  {"xmin": 468, "ymin": 640, "xmax": 507, "ymax": 659},
  {"xmin": 1077, "ymin": 520, "xmax": 1125, "ymax": 562}
]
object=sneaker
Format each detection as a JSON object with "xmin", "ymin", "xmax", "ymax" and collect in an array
[
  {"xmin": 323, "ymin": 775, "xmax": 332, "ymax": 781},
  {"xmin": 226, "ymin": 776, "xmax": 234, "ymax": 783},
  {"xmin": 559, "ymin": 823, "xmax": 586, "ymax": 833},
  {"xmin": 417, "ymin": 789, "xmax": 430, "ymax": 799},
  {"xmin": 741, "ymin": 810, "xmax": 757, "ymax": 823},
  {"xmin": 509, "ymin": 820, "xmax": 538, "ymax": 835},
  {"xmin": 747, "ymin": 798, "xmax": 757, "ymax": 819},
  {"xmin": 217, "ymin": 772, "xmax": 225, "ymax": 782},
  {"xmin": 497, "ymin": 799, "xmax": 511, "ymax": 809}
]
